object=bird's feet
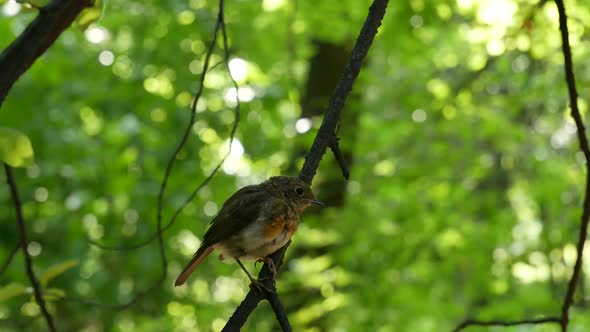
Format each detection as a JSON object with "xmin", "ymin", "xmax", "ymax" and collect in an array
[
  {"xmin": 255, "ymin": 256, "xmax": 277, "ymax": 280},
  {"xmin": 248, "ymin": 278, "xmax": 276, "ymax": 294}
]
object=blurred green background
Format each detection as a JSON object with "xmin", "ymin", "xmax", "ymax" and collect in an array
[{"xmin": 1, "ymin": 0, "xmax": 590, "ymax": 331}]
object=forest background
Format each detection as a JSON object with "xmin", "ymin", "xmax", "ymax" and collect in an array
[{"xmin": 1, "ymin": 0, "xmax": 590, "ymax": 331}]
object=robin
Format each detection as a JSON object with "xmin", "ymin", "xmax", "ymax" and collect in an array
[{"xmin": 174, "ymin": 176, "xmax": 323, "ymax": 291}]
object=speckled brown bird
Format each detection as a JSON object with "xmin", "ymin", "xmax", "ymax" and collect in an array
[{"xmin": 175, "ymin": 176, "xmax": 323, "ymax": 289}]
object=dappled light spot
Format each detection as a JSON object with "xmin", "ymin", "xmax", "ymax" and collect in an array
[
  {"xmin": 491, "ymin": 279, "xmax": 508, "ymax": 294},
  {"xmin": 373, "ymin": 159, "xmax": 395, "ymax": 176},
  {"xmin": 467, "ymin": 53, "xmax": 487, "ymax": 71},
  {"xmin": 551, "ymin": 120, "xmax": 576, "ymax": 149},
  {"xmin": 263, "ymin": 0, "xmax": 285, "ymax": 11},
  {"xmin": 486, "ymin": 39, "xmax": 505, "ymax": 56},
  {"xmin": 112, "ymin": 55, "xmax": 134, "ymax": 79},
  {"xmin": 2, "ymin": 1, "xmax": 20, "ymax": 16},
  {"xmin": 26, "ymin": 164, "xmax": 40, "ymax": 179},
  {"xmin": 203, "ymin": 201, "xmax": 218, "ymax": 217},
  {"xmin": 82, "ymin": 214, "xmax": 98, "ymax": 234},
  {"xmin": 65, "ymin": 193, "xmax": 82, "ymax": 211},
  {"xmin": 189, "ymin": 59, "xmax": 203, "ymax": 74},
  {"xmin": 295, "ymin": 117, "xmax": 312, "ymax": 134},
  {"xmin": 176, "ymin": 230, "xmax": 201, "ymax": 256},
  {"xmin": 167, "ymin": 301, "xmax": 195, "ymax": 318},
  {"xmin": 436, "ymin": 4, "xmax": 451, "ymax": 19},
  {"xmin": 213, "ymin": 277, "xmax": 245, "ymax": 302},
  {"xmin": 79, "ymin": 106, "xmax": 103, "ymax": 136},
  {"xmin": 190, "ymin": 279, "xmax": 210, "ymax": 302},
  {"xmin": 27, "ymin": 241, "xmax": 41, "ymax": 257},
  {"xmin": 426, "ymin": 79, "xmax": 450, "ymax": 99},
  {"xmin": 93, "ymin": 198, "xmax": 109, "ymax": 216},
  {"xmin": 20, "ymin": 302, "xmax": 39, "ymax": 317},
  {"xmin": 346, "ymin": 180, "xmax": 360, "ymax": 195},
  {"xmin": 98, "ymin": 50, "xmax": 114, "ymax": 66},
  {"xmin": 177, "ymin": 10, "xmax": 195, "ymax": 25},
  {"xmin": 85, "ymin": 26, "xmax": 109, "ymax": 44},
  {"xmin": 123, "ymin": 209, "xmax": 138, "ymax": 224},
  {"xmin": 120, "ymin": 114, "xmax": 140, "ymax": 134},
  {"xmin": 176, "ymin": 91, "xmax": 193, "ymax": 108},
  {"xmin": 198, "ymin": 127, "xmax": 219, "ymax": 144},
  {"xmin": 442, "ymin": 105, "xmax": 456, "ymax": 119},
  {"xmin": 114, "ymin": 28, "xmax": 133, "ymax": 52},
  {"xmin": 150, "ymin": 108, "xmax": 167, "ymax": 123},
  {"xmin": 223, "ymin": 139, "xmax": 250, "ymax": 176},
  {"xmin": 436, "ymin": 228, "xmax": 464, "ymax": 250},
  {"xmin": 224, "ymin": 86, "xmax": 256, "ymax": 106},
  {"xmin": 191, "ymin": 40, "xmax": 205, "ymax": 54},
  {"xmin": 116, "ymin": 317, "xmax": 135, "ymax": 331},
  {"xmin": 229, "ymin": 139, "xmax": 244, "ymax": 158},
  {"xmin": 511, "ymin": 262, "xmax": 536, "ymax": 283},
  {"xmin": 562, "ymin": 243, "xmax": 577, "ymax": 267},
  {"xmin": 477, "ymin": 0, "xmax": 517, "ymax": 26},
  {"xmin": 377, "ymin": 219, "xmax": 398, "ymax": 235},
  {"xmin": 0, "ymin": 307, "xmax": 8, "ymax": 320},
  {"xmin": 229, "ymin": 58, "xmax": 248, "ymax": 81},
  {"xmin": 412, "ymin": 109, "xmax": 427, "ymax": 122},
  {"xmin": 511, "ymin": 54, "xmax": 530, "ymax": 73},
  {"xmin": 143, "ymin": 75, "xmax": 175, "ymax": 99},
  {"xmin": 409, "ymin": 15, "xmax": 423, "ymax": 28},
  {"xmin": 34, "ymin": 187, "xmax": 48, "ymax": 202}
]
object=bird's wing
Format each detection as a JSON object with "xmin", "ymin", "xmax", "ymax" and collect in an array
[{"xmin": 200, "ymin": 184, "xmax": 272, "ymax": 248}]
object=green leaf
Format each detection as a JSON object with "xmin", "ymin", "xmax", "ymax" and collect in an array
[
  {"xmin": 0, "ymin": 127, "xmax": 34, "ymax": 168},
  {"xmin": 43, "ymin": 288, "xmax": 66, "ymax": 301},
  {"xmin": 76, "ymin": 0, "xmax": 103, "ymax": 30},
  {"xmin": 39, "ymin": 259, "xmax": 79, "ymax": 287},
  {"xmin": 0, "ymin": 283, "xmax": 29, "ymax": 302}
]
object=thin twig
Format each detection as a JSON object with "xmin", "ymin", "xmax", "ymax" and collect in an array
[
  {"xmin": 453, "ymin": 317, "xmax": 561, "ymax": 332},
  {"xmin": 223, "ymin": 0, "xmax": 389, "ymax": 329},
  {"xmin": 267, "ymin": 290, "xmax": 293, "ymax": 332},
  {"xmin": 73, "ymin": 0, "xmax": 242, "ymax": 309},
  {"xmin": 87, "ymin": 0, "xmax": 229, "ymax": 250},
  {"xmin": 0, "ymin": 243, "xmax": 20, "ymax": 276},
  {"xmin": 554, "ymin": 0, "xmax": 590, "ymax": 331},
  {"xmin": 329, "ymin": 135, "xmax": 349, "ymax": 179},
  {"xmin": 4, "ymin": 164, "xmax": 56, "ymax": 332}
]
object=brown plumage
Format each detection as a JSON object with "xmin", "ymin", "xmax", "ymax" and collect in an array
[{"xmin": 175, "ymin": 176, "xmax": 322, "ymax": 287}]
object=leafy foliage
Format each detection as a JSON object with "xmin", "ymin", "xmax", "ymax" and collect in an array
[{"xmin": 1, "ymin": 0, "xmax": 590, "ymax": 331}]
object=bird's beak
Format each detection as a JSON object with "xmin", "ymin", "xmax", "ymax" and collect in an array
[{"xmin": 310, "ymin": 199, "xmax": 325, "ymax": 206}]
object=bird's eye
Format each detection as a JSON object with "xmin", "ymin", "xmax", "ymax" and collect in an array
[{"xmin": 295, "ymin": 187, "xmax": 304, "ymax": 196}]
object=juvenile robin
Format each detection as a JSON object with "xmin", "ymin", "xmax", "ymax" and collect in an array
[{"xmin": 174, "ymin": 176, "xmax": 323, "ymax": 290}]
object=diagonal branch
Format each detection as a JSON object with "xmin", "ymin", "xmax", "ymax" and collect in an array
[
  {"xmin": 453, "ymin": 317, "xmax": 561, "ymax": 332},
  {"xmin": 223, "ymin": 0, "xmax": 389, "ymax": 329},
  {"xmin": 0, "ymin": 0, "xmax": 93, "ymax": 107},
  {"xmin": 554, "ymin": 0, "xmax": 590, "ymax": 331},
  {"xmin": 4, "ymin": 164, "xmax": 56, "ymax": 332}
]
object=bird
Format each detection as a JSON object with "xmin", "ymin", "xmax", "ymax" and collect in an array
[{"xmin": 174, "ymin": 176, "xmax": 323, "ymax": 291}]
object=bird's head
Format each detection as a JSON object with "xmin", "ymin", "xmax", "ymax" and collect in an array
[{"xmin": 266, "ymin": 176, "xmax": 324, "ymax": 211}]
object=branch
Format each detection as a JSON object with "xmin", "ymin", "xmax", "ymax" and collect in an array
[
  {"xmin": 453, "ymin": 317, "xmax": 561, "ymax": 332},
  {"xmin": 223, "ymin": 0, "xmax": 389, "ymax": 329},
  {"xmin": 4, "ymin": 164, "xmax": 56, "ymax": 332},
  {"xmin": 329, "ymin": 135, "xmax": 349, "ymax": 179},
  {"xmin": 554, "ymin": 0, "xmax": 590, "ymax": 331},
  {"xmin": 0, "ymin": 243, "xmax": 20, "ymax": 276},
  {"xmin": 0, "ymin": 0, "xmax": 93, "ymax": 107}
]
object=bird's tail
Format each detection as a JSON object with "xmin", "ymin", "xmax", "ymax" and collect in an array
[{"xmin": 175, "ymin": 246, "xmax": 214, "ymax": 286}]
